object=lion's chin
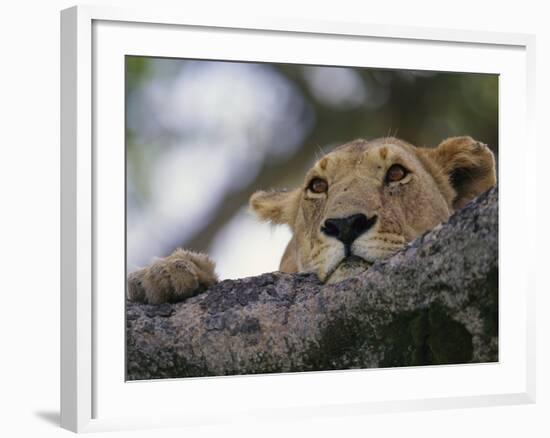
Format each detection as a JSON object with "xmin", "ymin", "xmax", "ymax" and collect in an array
[{"xmin": 325, "ymin": 255, "xmax": 372, "ymax": 284}]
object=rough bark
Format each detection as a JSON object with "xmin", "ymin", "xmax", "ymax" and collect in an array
[{"xmin": 127, "ymin": 186, "xmax": 498, "ymax": 380}]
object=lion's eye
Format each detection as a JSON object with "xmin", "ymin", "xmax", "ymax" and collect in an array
[
  {"xmin": 308, "ymin": 177, "xmax": 328, "ymax": 194},
  {"xmin": 385, "ymin": 164, "xmax": 408, "ymax": 183}
]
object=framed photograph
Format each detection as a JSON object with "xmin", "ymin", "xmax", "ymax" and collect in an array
[{"xmin": 61, "ymin": 5, "xmax": 536, "ymax": 433}]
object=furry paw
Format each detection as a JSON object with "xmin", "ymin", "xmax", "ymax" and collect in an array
[{"xmin": 127, "ymin": 249, "xmax": 218, "ymax": 304}]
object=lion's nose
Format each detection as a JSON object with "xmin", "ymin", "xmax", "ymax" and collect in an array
[{"xmin": 321, "ymin": 213, "xmax": 377, "ymax": 245}]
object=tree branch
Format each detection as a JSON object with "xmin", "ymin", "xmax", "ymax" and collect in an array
[{"xmin": 127, "ymin": 186, "xmax": 498, "ymax": 380}]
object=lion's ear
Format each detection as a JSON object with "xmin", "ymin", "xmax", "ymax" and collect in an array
[
  {"xmin": 249, "ymin": 188, "xmax": 300, "ymax": 225},
  {"xmin": 427, "ymin": 136, "xmax": 497, "ymax": 210}
]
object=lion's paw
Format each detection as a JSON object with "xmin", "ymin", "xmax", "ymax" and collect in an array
[{"xmin": 127, "ymin": 249, "xmax": 218, "ymax": 304}]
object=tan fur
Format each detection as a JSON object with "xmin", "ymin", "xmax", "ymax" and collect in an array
[
  {"xmin": 249, "ymin": 136, "xmax": 496, "ymax": 282},
  {"xmin": 127, "ymin": 136, "xmax": 496, "ymax": 304},
  {"xmin": 127, "ymin": 249, "xmax": 218, "ymax": 304}
]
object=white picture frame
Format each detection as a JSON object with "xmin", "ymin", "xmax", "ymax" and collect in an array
[{"xmin": 60, "ymin": 4, "xmax": 536, "ymax": 433}]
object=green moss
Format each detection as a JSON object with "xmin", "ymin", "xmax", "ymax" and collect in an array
[
  {"xmin": 301, "ymin": 300, "xmax": 475, "ymax": 372},
  {"xmin": 479, "ymin": 267, "xmax": 499, "ymax": 338},
  {"xmin": 380, "ymin": 304, "xmax": 473, "ymax": 367},
  {"xmin": 302, "ymin": 316, "xmax": 364, "ymax": 371},
  {"xmin": 380, "ymin": 309, "xmax": 430, "ymax": 367},
  {"xmin": 426, "ymin": 305, "xmax": 473, "ymax": 365}
]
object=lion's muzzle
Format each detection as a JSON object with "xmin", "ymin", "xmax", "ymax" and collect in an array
[{"xmin": 321, "ymin": 213, "xmax": 377, "ymax": 255}]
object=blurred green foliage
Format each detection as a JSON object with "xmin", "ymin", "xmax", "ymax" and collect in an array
[
  {"xmin": 126, "ymin": 56, "xmax": 498, "ymax": 257},
  {"xmin": 277, "ymin": 64, "xmax": 498, "ymax": 153}
]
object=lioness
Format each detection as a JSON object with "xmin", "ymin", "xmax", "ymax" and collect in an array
[{"xmin": 127, "ymin": 136, "xmax": 496, "ymax": 304}]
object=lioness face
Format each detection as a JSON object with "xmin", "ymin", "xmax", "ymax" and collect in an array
[
  {"xmin": 251, "ymin": 137, "xmax": 496, "ymax": 283},
  {"xmin": 293, "ymin": 138, "xmax": 453, "ymax": 281}
]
